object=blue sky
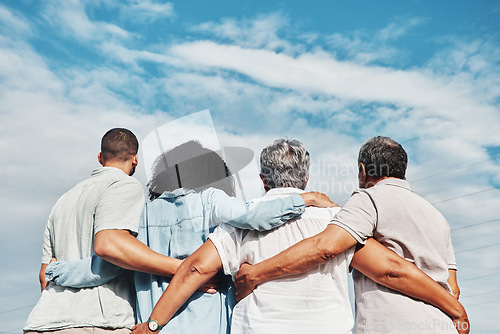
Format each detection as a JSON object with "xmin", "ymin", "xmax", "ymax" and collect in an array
[{"xmin": 1, "ymin": 0, "xmax": 499, "ymax": 333}]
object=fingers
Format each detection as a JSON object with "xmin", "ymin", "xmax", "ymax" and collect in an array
[
  {"xmin": 307, "ymin": 192, "xmax": 339, "ymax": 208},
  {"xmin": 234, "ymin": 262, "xmax": 256, "ymax": 302}
]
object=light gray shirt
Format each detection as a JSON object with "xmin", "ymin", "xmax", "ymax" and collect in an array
[
  {"xmin": 332, "ymin": 178, "xmax": 457, "ymax": 334},
  {"xmin": 24, "ymin": 167, "xmax": 145, "ymax": 332}
]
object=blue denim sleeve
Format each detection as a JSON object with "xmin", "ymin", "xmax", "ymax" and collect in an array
[
  {"xmin": 209, "ymin": 190, "xmax": 306, "ymax": 231},
  {"xmin": 45, "ymin": 254, "xmax": 123, "ymax": 288}
]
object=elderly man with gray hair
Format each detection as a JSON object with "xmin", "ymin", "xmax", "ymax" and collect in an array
[
  {"xmin": 234, "ymin": 136, "xmax": 469, "ymax": 334},
  {"xmin": 132, "ymin": 138, "xmax": 468, "ymax": 334}
]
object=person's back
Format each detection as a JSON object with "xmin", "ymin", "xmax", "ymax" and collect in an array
[
  {"xmin": 208, "ymin": 139, "xmax": 354, "ymax": 334},
  {"xmin": 331, "ymin": 137, "xmax": 457, "ymax": 333},
  {"xmin": 210, "ymin": 187, "xmax": 353, "ymax": 334},
  {"xmin": 135, "ymin": 140, "xmax": 309, "ymax": 334},
  {"xmin": 344, "ymin": 178, "xmax": 456, "ymax": 333},
  {"xmin": 135, "ymin": 188, "xmax": 234, "ymax": 334},
  {"xmin": 24, "ymin": 128, "xmax": 145, "ymax": 333}
]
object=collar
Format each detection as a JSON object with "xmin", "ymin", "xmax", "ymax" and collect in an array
[
  {"xmin": 265, "ymin": 187, "xmax": 305, "ymax": 197},
  {"xmin": 159, "ymin": 188, "xmax": 194, "ymax": 200},
  {"xmin": 91, "ymin": 166, "xmax": 126, "ymax": 177},
  {"xmin": 374, "ymin": 178, "xmax": 412, "ymax": 192}
]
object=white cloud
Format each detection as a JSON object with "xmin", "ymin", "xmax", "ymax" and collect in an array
[
  {"xmin": 2, "ymin": 5, "xmax": 500, "ymax": 330},
  {"xmin": 126, "ymin": 0, "xmax": 175, "ymax": 21},
  {"xmin": 326, "ymin": 17, "xmax": 426, "ymax": 65},
  {"xmin": 166, "ymin": 40, "xmax": 500, "ymax": 145},
  {"xmin": 42, "ymin": 0, "xmax": 130, "ymax": 42},
  {"xmin": 0, "ymin": 4, "xmax": 32, "ymax": 35},
  {"xmin": 190, "ymin": 13, "xmax": 298, "ymax": 54},
  {"xmin": 377, "ymin": 17, "xmax": 424, "ymax": 41}
]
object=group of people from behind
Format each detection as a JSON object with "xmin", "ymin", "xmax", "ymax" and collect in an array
[{"xmin": 24, "ymin": 127, "xmax": 469, "ymax": 334}]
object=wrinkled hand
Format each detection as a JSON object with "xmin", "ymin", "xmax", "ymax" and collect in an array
[
  {"xmin": 452, "ymin": 316, "xmax": 470, "ymax": 334},
  {"xmin": 301, "ymin": 192, "xmax": 339, "ymax": 208},
  {"xmin": 132, "ymin": 322, "xmax": 154, "ymax": 334},
  {"xmin": 451, "ymin": 286, "xmax": 460, "ymax": 300},
  {"xmin": 197, "ymin": 276, "xmax": 220, "ymax": 294},
  {"xmin": 234, "ymin": 263, "xmax": 257, "ymax": 302},
  {"xmin": 451, "ymin": 305, "xmax": 469, "ymax": 334}
]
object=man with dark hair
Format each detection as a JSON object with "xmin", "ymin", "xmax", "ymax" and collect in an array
[
  {"xmin": 358, "ymin": 136, "xmax": 407, "ymax": 180},
  {"xmin": 25, "ymin": 128, "xmax": 203, "ymax": 333},
  {"xmin": 100, "ymin": 128, "xmax": 139, "ymax": 166},
  {"xmin": 234, "ymin": 136, "xmax": 469, "ymax": 334},
  {"xmin": 32, "ymin": 134, "xmax": 333, "ymax": 334},
  {"xmin": 24, "ymin": 128, "xmax": 147, "ymax": 333},
  {"xmin": 130, "ymin": 138, "xmax": 468, "ymax": 334}
]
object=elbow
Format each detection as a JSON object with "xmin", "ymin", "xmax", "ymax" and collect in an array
[
  {"xmin": 94, "ymin": 245, "xmax": 106, "ymax": 258},
  {"xmin": 314, "ymin": 236, "xmax": 338, "ymax": 263},
  {"xmin": 187, "ymin": 261, "xmax": 218, "ymax": 277},
  {"xmin": 94, "ymin": 243, "xmax": 113, "ymax": 259},
  {"xmin": 377, "ymin": 259, "xmax": 407, "ymax": 285},
  {"xmin": 94, "ymin": 235, "xmax": 113, "ymax": 259},
  {"xmin": 178, "ymin": 263, "xmax": 206, "ymax": 285},
  {"xmin": 94, "ymin": 229, "xmax": 125, "ymax": 259},
  {"xmin": 186, "ymin": 263, "xmax": 202, "ymax": 277},
  {"xmin": 182, "ymin": 258, "xmax": 218, "ymax": 281}
]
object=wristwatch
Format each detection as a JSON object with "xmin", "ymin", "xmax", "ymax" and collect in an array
[{"xmin": 147, "ymin": 317, "xmax": 165, "ymax": 332}]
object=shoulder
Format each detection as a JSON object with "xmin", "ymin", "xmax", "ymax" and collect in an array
[
  {"xmin": 108, "ymin": 172, "xmax": 143, "ymax": 191},
  {"xmin": 304, "ymin": 206, "xmax": 341, "ymax": 220},
  {"xmin": 344, "ymin": 189, "xmax": 376, "ymax": 207},
  {"xmin": 201, "ymin": 187, "xmax": 228, "ymax": 198},
  {"xmin": 199, "ymin": 187, "xmax": 233, "ymax": 206}
]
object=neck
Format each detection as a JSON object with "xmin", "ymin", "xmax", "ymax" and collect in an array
[
  {"xmin": 365, "ymin": 176, "xmax": 402, "ymax": 188},
  {"xmin": 103, "ymin": 161, "xmax": 130, "ymax": 175}
]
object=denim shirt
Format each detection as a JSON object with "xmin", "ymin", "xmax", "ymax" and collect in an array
[{"xmin": 46, "ymin": 188, "xmax": 305, "ymax": 333}]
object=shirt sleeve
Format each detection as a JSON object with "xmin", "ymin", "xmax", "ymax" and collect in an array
[
  {"xmin": 208, "ymin": 224, "xmax": 243, "ymax": 277},
  {"xmin": 94, "ymin": 178, "xmax": 145, "ymax": 236},
  {"xmin": 41, "ymin": 219, "xmax": 54, "ymax": 264},
  {"xmin": 446, "ymin": 235, "xmax": 457, "ymax": 270},
  {"xmin": 208, "ymin": 189, "xmax": 306, "ymax": 231},
  {"xmin": 330, "ymin": 190, "xmax": 377, "ymax": 245},
  {"xmin": 45, "ymin": 255, "xmax": 123, "ymax": 288}
]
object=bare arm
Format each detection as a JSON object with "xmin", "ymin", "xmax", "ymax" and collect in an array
[
  {"xmin": 39, "ymin": 263, "xmax": 49, "ymax": 292},
  {"xmin": 447, "ymin": 269, "xmax": 460, "ymax": 300},
  {"xmin": 94, "ymin": 229, "xmax": 182, "ymax": 277},
  {"xmin": 131, "ymin": 240, "xmax": 223, "ymax": 333},
  {"xmin": 351, "ymin": 239, "xmax": 469, "ymax": 334},
  {"xmin": 235, "ymin": 225, "xmax": 357, "ymax": 300},
  {"xmin": 39, "ymin": 258, "xmax": 57, "ymax": 291}
]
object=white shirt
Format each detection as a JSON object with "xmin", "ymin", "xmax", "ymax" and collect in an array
[{"xmin": 209, "ymin": 187, "xmax": 354, "ymax": 334}]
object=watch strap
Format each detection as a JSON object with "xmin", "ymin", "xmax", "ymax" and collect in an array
[{"xmin": 147, "ymin": 316, "xmax": 165, "ymax": 332}]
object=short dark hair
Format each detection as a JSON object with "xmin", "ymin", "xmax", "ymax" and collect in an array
[
  {"xmin": 101, "ymin": 128, "xmax": 139, "ymax": 163},
  {"xmin": 358, "ymin": 136, "xmax": 407, "ymax": 180}
]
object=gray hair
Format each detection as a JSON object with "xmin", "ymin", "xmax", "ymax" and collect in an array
[
  {"xmin": 260, "ymin": 138, "xmax": 310, "ymax": 190},
  {"xmin": 358, "ymin": 136, "xmax": 407, "ymax": 180}
]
